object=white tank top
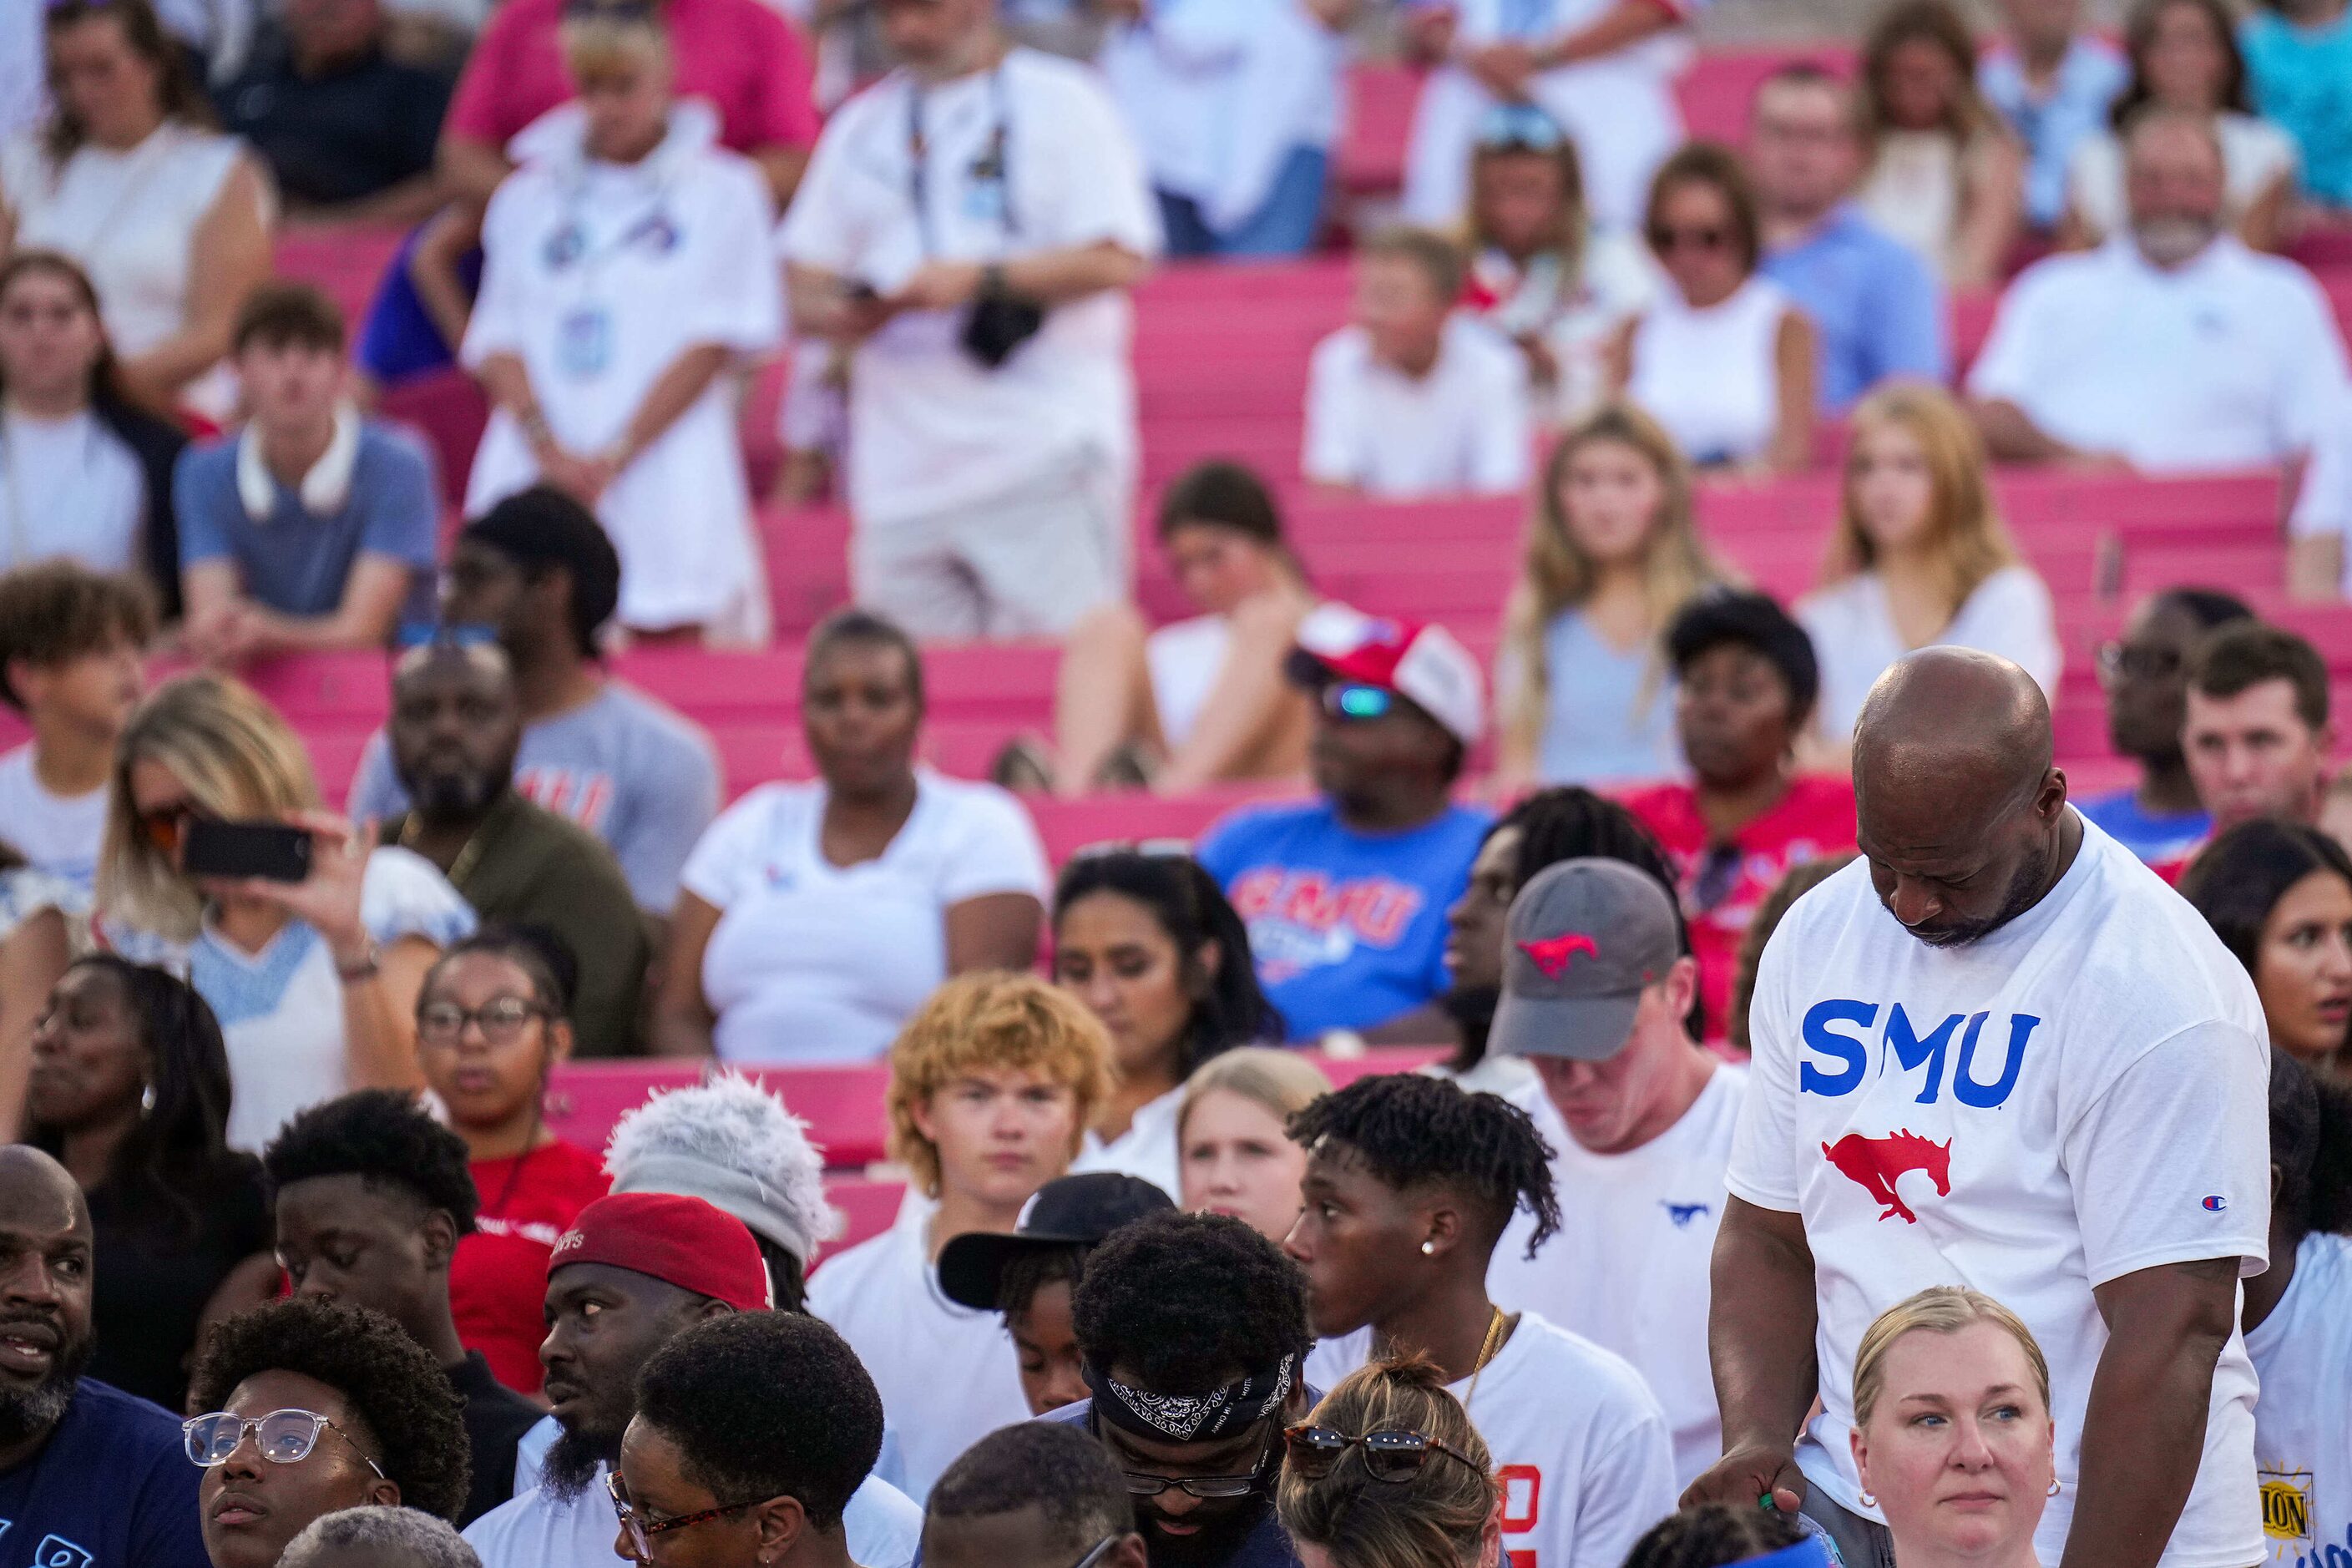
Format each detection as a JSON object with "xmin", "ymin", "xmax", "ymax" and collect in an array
[{"xmin": 1626, "ymin": 274, "xmax": 1788, "ymax": 467}]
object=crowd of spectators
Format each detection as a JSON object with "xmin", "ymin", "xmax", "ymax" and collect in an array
[{"xmin": 3, "ymin": 3, "xmax": 2352, "ymax": 1568}]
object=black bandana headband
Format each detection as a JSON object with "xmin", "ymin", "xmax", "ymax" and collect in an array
[{"xmin": 1084, "ymin": 1354, "xmax": 1298, "ymax": 1443}]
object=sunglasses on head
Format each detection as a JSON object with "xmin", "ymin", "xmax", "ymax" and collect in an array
[
  {"xmin": 1320, "ymin": 683, "xmax": 1396, "ymax": 722},
  {"xmin": 1282, "ymin": 1425, "xmax": 1482, "ymax": 1485},
  {"xmin": 183, "ymin": 1409, "xmax": 386, "ymax": 1476},
  {"xmin": 1475, "ymin": 104, "xmax": 1567, "ymax": 153},
  {"xmin": 1068, "ymin": 837, "xmax": 1194, "ymax": 862}
]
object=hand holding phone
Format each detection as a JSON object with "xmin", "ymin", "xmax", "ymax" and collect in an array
[{"xmin": 181, "ymin": 820, "xmax": 314, "ymax": 883}]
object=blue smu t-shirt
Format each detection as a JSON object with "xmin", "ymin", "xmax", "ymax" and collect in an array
[
  {"xmin": 173, "ymin": 420, "xmax": 441, "ymax": 627},
  {"xmin": 0, "ymin": 1377, "xmax": 209, "ymax": 1568},
  {"xmin": 2074, "ymin": 787, "xmax": 2210, "ymax": 867},
  {"xmin": 1196, "ymin": 799, "xmax": 1490, "ymax": 1040}
]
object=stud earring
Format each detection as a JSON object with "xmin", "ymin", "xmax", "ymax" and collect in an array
[{"xmin": 1420, "ymin": 1240, "xmax": 1436, "ymax": 1256}]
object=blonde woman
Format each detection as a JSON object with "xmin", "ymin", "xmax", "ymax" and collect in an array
[
  {"xmin": 1497, "ymin": 402, "xmax": 1731, "ymax": 788},
  {"xmin": 1798, "ymin": 385, "xmax": 2061, "ymax": 745},
  {"xmin": 1277, "ymin": 1353, "xmax": 1502, "ymax": 1568},
  {"xmin": 94, "ymin": 674, "xmax": 473, "ymax": 1151},
  {"xmin": 1856, "ymin": 0, "xmax": 2027, "ymax": 291},
  {"xmin": 1177, "ymin": 1045, "xmax": 1333, "ymax": 1244},
  {"xmin": 1849, "ymin": 1287, "xmax": 2057, "ymax": 1568}
]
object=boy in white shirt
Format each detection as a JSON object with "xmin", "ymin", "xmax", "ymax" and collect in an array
[
  {"xmin": 1288, "ymin": 1072, "xmax": 1677, "ymax": 1568},
  {"xmin": 807, "ymin": 971, "xmax": 1114, "ymax": 1500},
  {"xmin": 1303, "ymin": 228, "xmax": 1530, "ymax": 499},
  {"xmin": 1485, "ymin": 857, "xmax": 1745, "ymax": 1489},
  {"xmin": 0, "ymin": 562, "xmax": 149, "ymax": 889}
]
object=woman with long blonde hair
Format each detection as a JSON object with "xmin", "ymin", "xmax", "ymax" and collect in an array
[
  {"xmin": 1854, "ymin": 0, "xmax": 2026, "ymax": 290},
  {"xmin": 1798, "ymin": 385, "xmax": 2060, "ymax": 745},
  {"xmin": 1278, "ymin": 1353, "xmax": 1503, "ymax": 1568},
  {"xmin": 96, "ymin": 673, "xmax": 473, "ymax": 1151},
  {"xmin": 1497, "ymin": 402, "xmax": 1730, "ymax": 787}
]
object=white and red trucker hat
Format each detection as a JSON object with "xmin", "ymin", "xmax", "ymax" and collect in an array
[{"xmin": 1287, "ymin": 603, "xmax": 1486, "ymax": 747}]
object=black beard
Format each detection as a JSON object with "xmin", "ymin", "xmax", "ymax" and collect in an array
[
  {"xmin": 543, "ymin": 1419, "xmax": 623, "ymax": 1503},
  {"xmin": 1441, "ymin": 985, "xmax": 1499, "ymax": 1066},
  {"xmin": 412, "ymin": 770, "xmax": 502, "ymax": 822},
  {"xmin": 1140, "ymin": 1490, "xmax": 1275, "ymax": 1568},
  {"xmin": 0, "ymin": 1335, "xmax": 92, "ymax": 1450}
]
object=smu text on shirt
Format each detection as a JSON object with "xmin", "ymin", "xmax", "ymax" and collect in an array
[{"xmin": 1227, "ymin": 869, "xmax": 1424, "ymax": 978}]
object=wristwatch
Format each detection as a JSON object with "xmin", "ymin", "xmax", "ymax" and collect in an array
[{"xmin": 335, "ymin": 941, "xmax": 382, "ymax": 984}]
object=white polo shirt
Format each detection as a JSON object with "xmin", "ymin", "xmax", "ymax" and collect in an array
[
  {"xmin": 1727, "ymin": 822, "xmax": 2271, "ymax": 1568},
  {"xmin": 776, "ymin": 48, "xmax": 1161, "ymax": 529},
  {"xmin": 1303, "ymin": 314, "xmax": 1531, "ymax": 498},
  {"xmin": 1965, "ymin": 235, "xmax": 2352, "ymax": 541}
]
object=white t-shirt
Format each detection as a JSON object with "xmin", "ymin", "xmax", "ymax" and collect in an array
[
  {"xmin": 1727, "ymin": 822, "xmax": 2272, "ymax": 1568},
  {"xmin": 1488, "ymin": 1064, "xmax": 1744, "ymax": 1488},
  {"xmin": 1302, "ymin": 315, "xmax": 1530, "ymax": 498},
  {"xmin": 1797, "ymin": 565, "xmax": 2064, "ymax": 742},
  {"xmin": 2067, "ymin": 115, "xmax": 2299, "ymax": 245},
  {"xmin": 2247, "ymin": 1232, "xmax": 2352, "ymax": 1568},
  {"xmin": 1965, "ymin": 237, "xmax": 2352, "ymax": 541},
  {"xmin": 463, "ymin": 1449, "xmax": 922, "ymax": 1568},
  {"xmin": 0, "ymin": 745, "xmax": 109, "ymax": 892},
  {"xmin": 680, "ymin": 770, "xmax": 1050, "ymax": 1065},
  {"xmin": 1309, "ymin": 1312, "xmax": 1677, "ymax": 1568},
  {"xmin": 807, "ymin": 1205, "xmax": 1033, "ymax": 1501},
  {"xmin": 1069, "ymin": 1083, "xmax": 1184, "ymax": 1200},
  {"xmin": 463, "ymin": 105, "xmax": 782, "ymax": 638},
  {"xmin": 0, "ymin": 409, "xmax": 144, "ymax": 578},
  {"xmin": 776, "ymin": 48, "xmax": 1162, "ymax": 528}
]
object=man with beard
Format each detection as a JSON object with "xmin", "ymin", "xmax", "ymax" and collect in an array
[
  {"xmin": 1439, "ymin": 786, "xmax": 1693, "ymax": 1091},
  {"xmin": 1050, "ymin": 1210, "xmax": 1312, "ymax": 1568},
  {"xmin": 1965, "ymin": 109, "xmax": 2352, "ymax": 578},
  {"xmin": 379, "ymin": 635, "xmax": 647, "ymax": 1058},
  {"xmin": 1689, "ymin": 648, "xmax": 2274, "ymax": 1568},
  {"xmin": 461, "ymin": 1191, "xmax": 921, "ymax": 1568},
  {"xmin": 0, "ymin": 1146, "xmax": 208, "ymax": 1566}
]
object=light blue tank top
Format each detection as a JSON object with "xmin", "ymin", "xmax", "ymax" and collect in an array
[{"xmin": 1535, "ymin": 608, "xmax": 1677, "ymax": 785}]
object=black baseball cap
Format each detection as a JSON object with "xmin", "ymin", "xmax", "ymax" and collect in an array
[
  {"xmin": 1490, "ymin": 857, "xmax": 1684, "ymax": 1061},
  {"xmin": 938, "ymin": 1173, "xmax": 1175, "ymax": 1313}
]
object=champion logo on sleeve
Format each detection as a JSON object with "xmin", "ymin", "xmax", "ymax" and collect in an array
[{"xmin": 2203, "ymin": 1196, "xmax": 2228, "ymax": 1212}]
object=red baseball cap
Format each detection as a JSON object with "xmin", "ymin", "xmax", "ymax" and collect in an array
[
  {"xmin": 1287, "ymin": 603, "xmax": 1485, "ymax": 746},
  {"xmin": 548, "ymin": 1192, "xmax": 774, "ymax": 1311}
]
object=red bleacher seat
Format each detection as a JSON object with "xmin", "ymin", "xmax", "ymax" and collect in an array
[{"xmin": 820, "ymin": 1176, "xmax": 908, "ymax": 1257}]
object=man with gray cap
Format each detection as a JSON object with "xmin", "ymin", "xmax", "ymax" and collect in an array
[
  {"xmin": 1480, "ymin": 857, "xmax": 1743, "ymax": 1489},
  {"xmin": 1690, "ymin": 648, "xmax": 2270, "ymax": 1568}
]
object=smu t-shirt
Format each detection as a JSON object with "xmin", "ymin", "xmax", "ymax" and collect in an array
[
  {"xmin": 0, "ymin": 1378, "xmax": 209, "ymax": 1568},
  {"xmin": 1488, "ymin": 1065, "xmax": 1744, "ymax": 1488},
  {"xmin": 1728, "ymin": 818, "xmax": 2272, "ymax": 1568},
  {"xmin": 1621, "ymin": 777, "xmax": 1857, "ymax": 1041},
  {"xmin": 2247, "ymin": 1232, "xmax": 2352, "ymax": 1568},
  {"xmin": 1198, "ymin": 799, "xmax": 1490, "ymax": 1039}
]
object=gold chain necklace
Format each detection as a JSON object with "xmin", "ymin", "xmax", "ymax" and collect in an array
[
  {"xmin": 1462, "ymin": 1306, "xmax": 1508, "ymax": 1413},
  {"xmin": 400, "ymin": 812, "xmax": 488, "ymax": 891}
]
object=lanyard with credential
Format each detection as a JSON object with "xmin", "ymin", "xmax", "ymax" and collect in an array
[
  {"xmin": 544, "ymin": 159, "xmax": 682, "ymax": 382},
  {"xmin": 905, "ymin": 65, "xmax": 1018, "ymax": 260}
]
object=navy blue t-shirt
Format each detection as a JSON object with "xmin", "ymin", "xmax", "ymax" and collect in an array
[
  {"xmin": 1196, "ymin": 799, "xmax": 1490, "ymax": 1039},
  {"xmin": 1041, "ymin": 1400, "xmax": 1307, "ymax": 1568},
  {"xmin": 0, "ymin": 1378, "xmax": 208, "ymax": 1568}
]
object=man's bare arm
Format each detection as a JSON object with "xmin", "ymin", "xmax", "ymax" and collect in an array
[{"xmin": 1683, "ymin": 1196, "xmax": 1818, "ymax": 1510}]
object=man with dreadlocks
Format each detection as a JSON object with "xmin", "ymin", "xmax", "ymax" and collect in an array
[
  {"xmin": 2245, "ymin": 1053, "xmax": 2352, "ymax": 1568},
  {"xmin": 1287, "ymin": 1072, "xmax": 1676, "ymax": 1568}
]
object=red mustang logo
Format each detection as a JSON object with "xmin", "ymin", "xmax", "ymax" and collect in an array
[
  {"xmin": 1822, "ymin": 1130, "xmax": 1953, "ymax": 1224},
  {"xmin": 1519, "ymin": 933, "xmax": 1600, "ymax": 979}
]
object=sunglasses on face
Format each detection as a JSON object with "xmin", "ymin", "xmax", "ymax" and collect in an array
[
  {"xmin": 137, "ymin": 800, "xmax": 210, "ymax": 854},
  {"xmin": 1320, "ymin": 683, "xmax": 1397, "ymax": 722},
  {"xmin": 608, "ymin": 1472, "xmax": 780, "ymax": 1556},
  {"xmin": 1282, "ymin": 1424, "xmax": 1483, "ymax": 1485},
  {"xmin": 1649, "ymin": 225, "xmax": 1732, "ymax": 255},
  {"xmin": 183, "ymin": 1409, "xmax": 386, "ymax": 1477}
]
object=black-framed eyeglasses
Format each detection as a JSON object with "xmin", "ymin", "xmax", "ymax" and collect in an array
[
  {"xmin": 184, "ymin": 1409, "xmax": 387, "ymax": 1477},
  {"xmin": 416, "ymin": 995, "xmax": 550, "ymax": 1045},
  {"xmin": 1120, "ymin": 1432, "xmax": 1278, "ymax": 1501},
  {"xmin": 608, "ymin": 1471, "xmax": 781, "ymax": 1556},
  {"xmin": 1282, "ymin": 1424, "xmax": 1482, "ymax": 1485},
  {"xmin": 2096, "ymin": 640, "xmax": 2183, "ymax": 687}
]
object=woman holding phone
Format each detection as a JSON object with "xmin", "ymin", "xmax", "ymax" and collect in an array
[{"xmin": 95, "ymin": 674, "xmax": 473, "ymax": 1151}]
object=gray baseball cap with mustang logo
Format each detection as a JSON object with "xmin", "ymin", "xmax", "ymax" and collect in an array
[{"xmin": 1491, "ymin": 857, "xmax": 1683, "ymax": 1062}]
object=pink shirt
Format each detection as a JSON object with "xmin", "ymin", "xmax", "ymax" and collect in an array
[{"xmin": 445, "ymin": 0, "xmax": 820, "ymax": 155}]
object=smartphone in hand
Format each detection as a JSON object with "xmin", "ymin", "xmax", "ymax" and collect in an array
[{"xmin": 181, "ymin": 820, "xmax": 314, "ymax": 883}]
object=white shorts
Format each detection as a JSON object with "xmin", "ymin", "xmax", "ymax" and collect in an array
[{"xmin": 852, "ymin": 453, "xmax": 1126, "ymax": 640}]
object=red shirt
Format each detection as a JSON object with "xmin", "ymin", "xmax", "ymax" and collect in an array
[
  {"xmin": 444, "ymin": 0, "xmax": 821, "ymax": 156},
  {"xmin": 1621, "ymin": 776, "xmax": 1859, "ymax": 1041},
  {"xmin": 453, "ymin": 1140, "xmax": 610, "ymax": 1393}
]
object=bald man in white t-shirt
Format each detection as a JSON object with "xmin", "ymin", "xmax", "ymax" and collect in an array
[{"xmin": 1692, "ymin": 648, "xmax": 2271, "ymax": 1568}]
